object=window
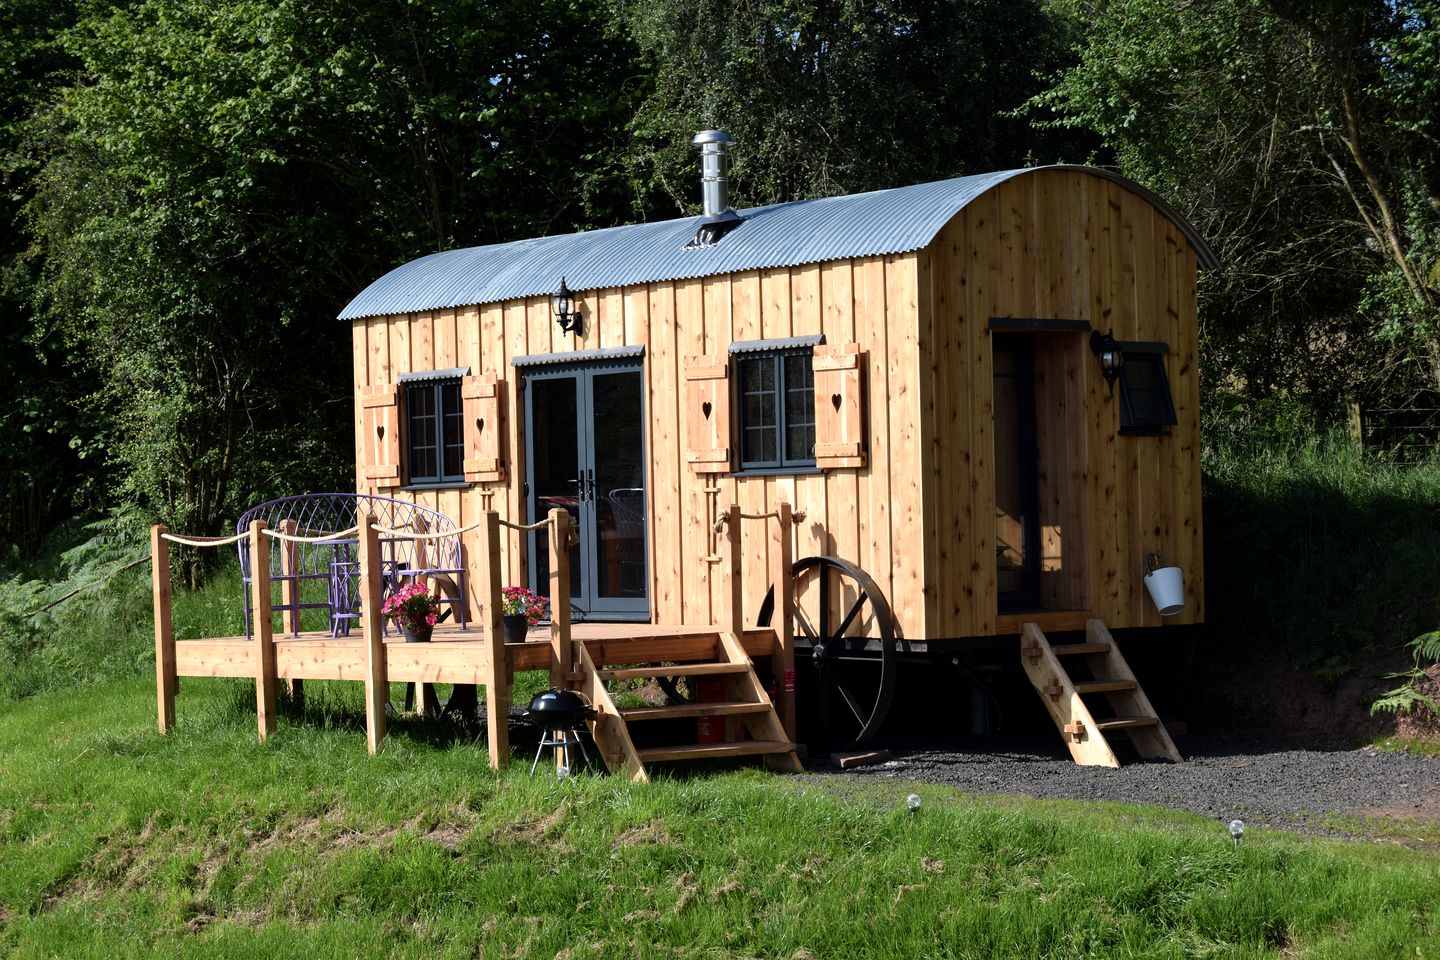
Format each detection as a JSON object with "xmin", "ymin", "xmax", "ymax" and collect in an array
[
  {"xmin": 735, "ymin": 347, "xmax": 816, "ymax": 470},
  {"xmin": 405, "ymin": 378, "xmax": 464, "ymax": 484},
  {"xmin": 1118, "ymin": 345, "xmax": 1178, "ymax": 435}
]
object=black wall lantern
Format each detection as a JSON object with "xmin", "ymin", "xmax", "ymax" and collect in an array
[
  {"xmin": 553, "ymin": 277, "xmax": 581, "ymax": 334},
  {"xmin": 1089, "ymin": 329, "xmax": 1124, "ymax": 393}
]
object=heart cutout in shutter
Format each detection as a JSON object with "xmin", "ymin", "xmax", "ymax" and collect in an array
[
  {"xmin": 702, "ymin": 401, "xmax": 713, "ymax": 420},
  {"xmin": 377, "ymin": 425, "xmax": 385, "ymax": 440},
  {"xmin": 476, "ymin": 417, "xmax": 485, "ymax": 434},
  {"xmin": 831, "ymin": 393, "xmax": 842, "ymax": 411}
]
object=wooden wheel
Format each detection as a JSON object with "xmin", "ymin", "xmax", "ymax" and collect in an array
[{"xmin": 758, "ymin": 556, "xmax": 897, "ymax": 748}]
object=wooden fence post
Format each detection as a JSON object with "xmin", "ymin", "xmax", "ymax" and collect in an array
[
  {"xmin": 477, "ymin": 511, "xmax": 508, "ymax": 769},
  {"xmin": 278, "ymin": 518, "xmax": 304, "ymax": 708},
  {"xmin": 249, "ymin": 520, "xmax": 278, "ymax": 740},
  {"xmin": 769, "ymin": 501, "xmax": 796, "ymax": 741},
  {"xmin": 151, "ymin": 525, "xmax": 176, "ymax": 734},
  {"xmin": 719, "ymin": 504, "xmax": 743, "ymax": 635},
  {"xmin": 548, "ymin": 509, "xmax": 572, "ymax": 690},
  {"xmin": 359, "ymin": 513, "xmax": 387, "ymax": 754}
]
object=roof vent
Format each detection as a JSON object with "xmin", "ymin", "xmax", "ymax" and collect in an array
[{"xmin": 687, "ymin": 130, "xmax": 743, "ymax": 247}]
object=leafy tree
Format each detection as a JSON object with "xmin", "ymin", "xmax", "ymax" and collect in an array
[
  {"xmin": 616, "ymin": 0, "xmax": 1085, "ymax": 211},
  {"xmin": 1035, "ymin": 0, "xmax": 1440, "ymax": 411},
  {"xmin": 23, "ymin": 0, "xmax": 642, "ymax": 581}
]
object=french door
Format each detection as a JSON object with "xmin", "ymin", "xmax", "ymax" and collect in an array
[{"xmin": 524, "ymin": 361, "xmax": 649, "ymax": 620}]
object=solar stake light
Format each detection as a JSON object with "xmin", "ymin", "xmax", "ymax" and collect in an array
[
  {"xmin": 907, "ymin": 794, "xmax": 921, "ymax": 818},
  {"xmin": 1229, "ymin": 818, "xmax": 1245, "ymax": 846},
  {"xmin": 557, "ymin": 765, "xmax": 571, "ymax": 781}
]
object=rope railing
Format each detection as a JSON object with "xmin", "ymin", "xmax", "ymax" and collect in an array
[
  {"xmin": 713, "ymin": 508, "xmax": 806, "ymax": 533},
  {"xmin": 370, "ymin": 520, "xmax": 485, "ymax": 540},
  {"xmin": 261, "ymin": 526, "xmax": 360, "ymax": 544},
  {"xmin": 497, "ymin": 517, "xmax": 554, "ymax": 532},
  {"xmin": 160, "ymin": 532, "xmax": 248, "ymax": 548}
]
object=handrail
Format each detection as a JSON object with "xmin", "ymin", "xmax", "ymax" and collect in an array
[
  {"xmin": 161, "ymin": 532, "xmax": 248, "ymax": 547},
  {"xmin": 261, "ymin": 525, "xmax": 359, "ymax": 544},
  {"xmin": 713, "ymin": 508, "xmax": 806, "ymax": 532}
]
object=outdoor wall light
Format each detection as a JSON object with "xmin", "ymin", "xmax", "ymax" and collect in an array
[
  {"xmin": 1089, "ymin": 329, "xmax": 1125, "ymax": 393},
  {"xmin": 553, "ymin": 277, "xmax": 581, "ymax": 334}
]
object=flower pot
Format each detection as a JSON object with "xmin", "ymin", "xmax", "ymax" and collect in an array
[
  {"xmin": 503, "ymin": 613, "xmax": 530, "ymax": 644},
  {"xmin": 1143, "ymin": 566, "xmax": 1185, "ymax": 617},
  {"xmin": 400, "ymin": 624, "xmax": 433, "ymax": 643}
]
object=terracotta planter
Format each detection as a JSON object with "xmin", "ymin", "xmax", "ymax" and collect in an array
[{"xmin": 503, "ymin": 613, "xmax": 530, "ymax": 644}]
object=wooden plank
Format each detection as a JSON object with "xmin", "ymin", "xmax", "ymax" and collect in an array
[
  {"xmin": 702, "ymin": 276, "xmax": 735, "ymax": 623},
  {"xmin": 598, "ymin": 662, "xmax": 749, "ymax": 681},
  {"xmin": 384, "ymin": 642, "xmax": 493, "ymax": 685},
  {"xmin": 548, "ymin": 508, "xmax": 572, "ymax": 690},
  {"xmin": 995, "ymin": 609, "xmax": 1092, "ymax": 635},
  {"xmin": 174, "ymin": 640, "xmax": 254, "ymax": 678},
  {"xmin": 249, "ymin": 521, "xmax": 278, "ymax": 741},
  {"xmin": 273, "ymin": 641, "xmax": 368, "ymax": 681},
  {"xmin": 150, "ymin": 525, "xmax": 176, "ymax": 733},
  {"xmin": 676, "ymin": 277, "xmax": 712, "ymax": 630},
  {"xmin": 358, "ymin": 511, "xmax": 388, "ymax": 754},
  {"xmin": 648, "ymin": 283, "xmax": 683, "ymax": 624},
  {"xmin": 574, "ymin": 641, "xmax": 648, "ymax": 782},
  {"xmin": 885, "ymin": 254, "xmax": 924, "ymax": 640},
  {"xmin": 769, "ymin": 501, "xmax": 796, "ymax": 739},
  {"xmin": 854, "ymin": 257, "xmax": 892, "ymax": 629},
  {"xmin": 820, "ymin": 260, "xmax": 861, "ymax": 577},
  {"xmin": 1088, "ymin": 176, "xmax": 1121, "ymax": 624},
  {"xmin": 965, "ymin": 190, "xmax": 999, "ymax": 635},
  {"xmin": 476, "ymin": 511, "xmax": 509, "ymax": 768},
  {"xmin": 582, "ymin": 635, "xmax": 721, "ymax": 667},
  {"xmin": 636, "ymin": 740, "xmax": 793, "ymax": 763},
  {"xmin": 1018, "ymin": 622, "xmax": 1119, "ymax": 767},
  {"xmin": 503, "ymin": 299, "xmax": 528, "ymax": 582},
  {"xmin": 352, "ymin": 324, "xmax": 369, "ymax": 493},
  {"xmin": 932, "ymin": 219, "xmax": 969, "ymax": 636},
  {"xmin": 620, "ymin": 701, "xmax": 771, "ymax": 722}
]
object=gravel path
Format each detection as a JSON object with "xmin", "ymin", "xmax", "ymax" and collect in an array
[{"xmin": 814, "ymin": 735, "xmax": 1440, "ymax": 830}]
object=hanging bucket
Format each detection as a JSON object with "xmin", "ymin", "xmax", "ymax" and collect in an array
[{"xmin": 1143, "ymin": 566, "xmax": 1185, "ymax": 616}]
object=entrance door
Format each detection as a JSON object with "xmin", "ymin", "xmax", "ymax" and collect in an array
[
  {"xmin": 993, "ymin": 334, "xmax": 1041, "ymax": 611},
  {"xmin": 524, "ymin": 362, "xmax": 648, "ymax": 620}
]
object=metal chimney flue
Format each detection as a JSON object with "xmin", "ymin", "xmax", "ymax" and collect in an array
[{"xmin": 692, "ymin": 130, "xmax": 741, "ymax": 225}]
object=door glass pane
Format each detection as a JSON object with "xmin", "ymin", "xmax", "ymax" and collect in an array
[
  {"xmin": 590, "ymin": 370, "xmax": 646, "ymax": 599},
  {"xmin": 530, "ymin": 376, "xmax": 581, "ymax": 599}
]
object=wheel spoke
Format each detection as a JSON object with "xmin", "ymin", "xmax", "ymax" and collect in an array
[
  {"xmin": 830, "ymin": 673, "xmax": 869, "ymax": 727},
  {"xmin": 833, "ymin": 592, "xmax": 868, "ymax": 639},
  {"xmin": 793, "ymin": 605, "xmax": 819, "ymax": 642}
]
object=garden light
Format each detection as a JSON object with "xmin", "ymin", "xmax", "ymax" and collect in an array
[
  {"xmin": 1229, "ymin": 819, "xmax": 1244, "ymax": 846},
  {"xmin": 907, "ymin": 794, "xmax": 921, "ymax": 818}
]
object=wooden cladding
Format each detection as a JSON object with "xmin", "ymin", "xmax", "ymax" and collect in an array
[
  {"xmin": 683, "ymin": 355, "xmax": 730, "ymax": 472},
  {"xmin": 461, "ymin": 374, "xmax": 505, "ymax": 483},
  {"xmin": 360, "ymin": 384, "xmax": 401, "ymax": 489},
  {"xmin": 812, "ymin": 343, "xmax": 866, "ymax": 468}
]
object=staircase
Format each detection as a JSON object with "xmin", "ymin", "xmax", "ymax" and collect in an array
[
  {"xmin": 572, "ymin": 630, "xmax": 802, "ymax": 782},
  {"xmin": 1020, "ymin": 619, "xmax": 1182, "ymax": 768}
]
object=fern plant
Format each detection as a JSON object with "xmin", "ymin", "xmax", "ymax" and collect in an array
[{"xmin": 1372, "ymin": 630, "xmax": 1440, "ymax": 718}]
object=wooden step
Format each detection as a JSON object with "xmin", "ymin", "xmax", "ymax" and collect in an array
[
  {"xmin": 598, "ymin": 662, "xmax": 750, "ymax": 682},
  {"xmin": 636, "ymin": 739, "xmax": 795, "ymax": 763},
  {"xmin": 1094, "ymin": 715, "xmax": 1160, "ymax": 732},
  {"xmin": 1051, "ymin": 641, "xmax": 1111, "ymax": 656},
  {"xmin": 1072, "ymin": 679, "xmax": 1137, "ymax": 694},
  {"xmin": 620, "ymin": 701, "xmax": 771, "ymax": 722}
]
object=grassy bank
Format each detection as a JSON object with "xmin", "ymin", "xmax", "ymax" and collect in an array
[{"xmin": 2, "ymin": 678, "xmax": 1439, "ymax": 958}]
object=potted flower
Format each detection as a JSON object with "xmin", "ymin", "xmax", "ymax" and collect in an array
[
  {"xmin": 382, "ymin": 583, "xmax": 440, "ymax": 643},
  {"xmin": 501, "ymin": 586, "xmax": 549, "ymax": 644}
]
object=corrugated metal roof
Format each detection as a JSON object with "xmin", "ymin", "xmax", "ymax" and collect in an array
[{"xmin": 338, "ymin": 165, "xmax": 1218, "ymax": 321}]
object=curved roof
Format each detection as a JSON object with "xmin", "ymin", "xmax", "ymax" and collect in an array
[{"xmin": 338, "ymin": 165, "xmax": 1218, "ymax": 321}]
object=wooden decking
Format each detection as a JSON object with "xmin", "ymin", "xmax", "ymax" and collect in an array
[
  {"xmin": 153, "ymin": 501, "xmax": 802, "ymax": 779},
  {"xmin": 172, "ymin": 622, "xmax": 779, "ymax": 683}
]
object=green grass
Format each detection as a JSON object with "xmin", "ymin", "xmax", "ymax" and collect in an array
[{"xmin": 1, "ymin": 678, "xmax": 1439, "ymax": 958}]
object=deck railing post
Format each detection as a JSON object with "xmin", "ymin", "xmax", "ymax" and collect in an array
[
  {"xmin": 548, "ymin": 508, "xmax": 573, "ymax": 690},
  {"xmin": 249, "ymin": 520, "xmax": 278, "ymax": 740},
  {"xmin": 359, "ymin": 512, "xmax": 388, "ymax": 753},
  {"xmin": 151, "ymin": 524, "xmax": 176, "ymax": 734},
  {"xmin": 278, "ymin": 518, "xmax": 304, "ymax": 708},
  {"xmin": 720, "ymin": 504, "xmax": 743, "ymax": 635},
  {"xmin": 769, "ymin": 501, "xmax": 796, "ymax": 740},
  {"xmin": 477, "ymin": 510, "xmax": 509, "ymax": 769}
]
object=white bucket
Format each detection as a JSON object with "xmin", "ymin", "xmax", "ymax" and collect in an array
[{"xmin": 1143, "ymin": 566, "xmax": 1185, "ymax": 616}]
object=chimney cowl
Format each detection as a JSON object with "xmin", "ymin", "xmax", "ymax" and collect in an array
[{"xmin": 692, "ymin": 130, "xmax": 742, "ymax": 226}]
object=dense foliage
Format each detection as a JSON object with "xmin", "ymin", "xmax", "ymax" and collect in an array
[{"xmin": 1, "ymin": 0, "xmax": 1436, "ymax": 576}]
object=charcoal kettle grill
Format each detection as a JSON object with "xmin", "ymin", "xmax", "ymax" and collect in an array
[{"xmin": 527, "ymin": 688, "xmax": 596, "ymax": 776}]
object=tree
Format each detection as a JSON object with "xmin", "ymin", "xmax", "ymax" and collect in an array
[
  {"xmin": 23, "ymin": 0, "xmax": 643, "ymax": 580},
  {"xmin": 1035, "ymin": 0, "xmax": 1440, "ymax": 411},
  {"xmin": 616, "ymin": 0, "xmax": 1085, "ymax": 212}
]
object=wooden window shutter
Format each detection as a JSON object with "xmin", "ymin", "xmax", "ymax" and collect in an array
[
  {"xmin": 683, "ymin": 355, "xmax": 730, "ymax": 472},
  {"xmin": 461, "ymin": 374, "xmax": 506, "ymax": 484},
  {"xmin": 360, "ymin": 383, "xmax": 402, "ymax": 489},
  {"xmin": 812, "ymin": 343, "xmax": 866, "ymax": 468}
]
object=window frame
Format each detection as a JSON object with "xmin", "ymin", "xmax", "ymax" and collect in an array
[
  {"xmin": 732, "ymin": 344, "xmax": 818, "ymax": 474},
  {"xmin": 403, "ymin": 377, "xmax": 466, "ymax": 487},
  {"xmin": 1116, "ymin": 342, "xmax": 1178, "ymax": 436}
]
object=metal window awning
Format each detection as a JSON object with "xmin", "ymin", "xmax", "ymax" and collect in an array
[
  {"xmin": 397, "ymin": 367, "xmax": 470, "ymax": 383},
  {"xmin": 511, "ymin": 345, "xmax": 646, "ymax": 368},
  {"xmin": 728, "ymin": 334, "xmax": 825, "ymax": 355}
]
